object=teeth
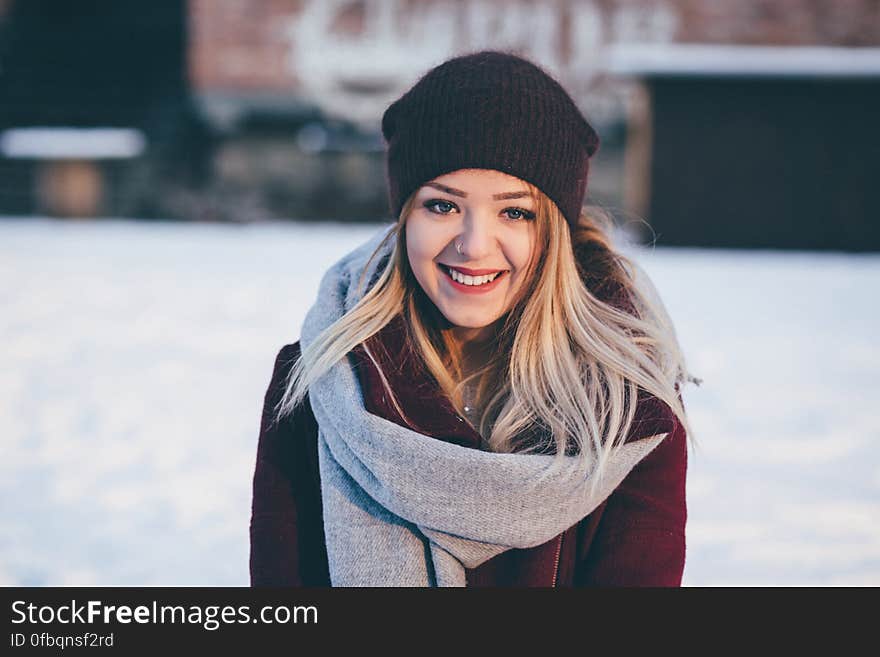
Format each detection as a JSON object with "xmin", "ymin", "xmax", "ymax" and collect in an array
[{"xmin": 447, "ymin": 267, "xmax": 502, "ymax": 286}]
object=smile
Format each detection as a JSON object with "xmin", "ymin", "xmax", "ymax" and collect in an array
[{"xmin": 438, "ymin": 264, "xmax": 509, "ymax": 293}]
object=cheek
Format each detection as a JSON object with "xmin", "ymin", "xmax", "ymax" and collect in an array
[
  {"xmin": 508, "ymin": 231, "xmax": 536, "ymax": 273},
  {"xmin": 405, "ymin": 220, "xmax": 442, "ymax": 285},
  {"xmin": 406, "ymin": 225, "xmax": 431, "ymax": 262}
]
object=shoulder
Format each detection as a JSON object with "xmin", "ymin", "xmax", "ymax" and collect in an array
[
  {"xmin": 275, "ymin": 342, "xmax": 302, "ymax": 370},
  {"xmin": 266, "ymin": 342, "xmax": 301, "ymax": 393},
  {"xmin": 626, "ymin": 392, "xmax": 679, "ymax": 444},
  {"xmin": 256, "ymin": 340, "xmax": 319, "ymax": 471},
  {"xmin": 621, "ymin": 393, "xmax": 687, "ymax": 490},
  {"xmin": 261, "ymin": 341, "xmax": 308, "ymax": 428},
  {"xmin": 619, "ymin": 392, "xmax": 688, "ymax": 487}
]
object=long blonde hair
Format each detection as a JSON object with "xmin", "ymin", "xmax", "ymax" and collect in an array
[{"xmin": 277, "ymin": 183, "xmax": 696, "ymax": 488}]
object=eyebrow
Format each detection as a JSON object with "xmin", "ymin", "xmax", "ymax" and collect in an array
[{"xmin": 423, "ymin": 182, "xmax": 531, "ymax": 201}]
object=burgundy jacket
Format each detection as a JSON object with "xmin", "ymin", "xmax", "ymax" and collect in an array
[{"xmin": 249, "ymin": 313, "xmax": 688, "ymax": 587}]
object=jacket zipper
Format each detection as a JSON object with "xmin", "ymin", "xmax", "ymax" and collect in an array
[{"xmin": 551, "ymin": 533, "xmax": 563, "ymax": 587}]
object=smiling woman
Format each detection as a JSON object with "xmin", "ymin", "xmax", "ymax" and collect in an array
[{"xmin": 250, "ymin": 51, "xmax": 696, "ymax": 588}]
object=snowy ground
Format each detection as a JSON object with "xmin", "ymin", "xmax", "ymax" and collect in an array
[{"xmin": 1, "ymin": 218, "xmax": 878, "ymax": 586}]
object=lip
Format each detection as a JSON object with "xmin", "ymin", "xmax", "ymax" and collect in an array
[
  {"xmin": 443, "ymin": 265, "xmax": 507, "ymax": 276},
  {"xmin": 437, "ymin": 263, "xmax": 508, "ymax": 295}
]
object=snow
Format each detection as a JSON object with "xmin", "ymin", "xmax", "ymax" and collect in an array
[
  {"xmin": 0, "ymin": 128, "xmax": 146, "ymax": 159},
  {"xmin": 1, "ymin": 218, "xmax": 877, "ymax": 586}
]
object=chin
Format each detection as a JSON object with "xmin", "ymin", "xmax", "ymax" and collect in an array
[{"xmin": 440, "ymin": 309, "xmax": 498, "ymax": 330}]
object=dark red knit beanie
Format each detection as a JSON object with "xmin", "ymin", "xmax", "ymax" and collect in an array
[{"xmin": 381, "ymin": 50, "xmax": 600, "ymax": 228}]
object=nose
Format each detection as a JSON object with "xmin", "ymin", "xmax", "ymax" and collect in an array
[{"xmin": 455, "ymin": 212, "xmax": 495, "ymax": 261}]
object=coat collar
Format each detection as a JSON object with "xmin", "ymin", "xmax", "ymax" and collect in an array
[{"xmin": 352, "ymin": 313, "xmax": 484, "ymax": 449}]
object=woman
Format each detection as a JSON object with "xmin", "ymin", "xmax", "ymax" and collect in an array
[{"xmin": 250, "ymin": 50, "xmax": 695, "ymax": 587}]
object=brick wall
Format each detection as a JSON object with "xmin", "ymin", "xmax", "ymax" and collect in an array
[
  {"xmin": 189, "ymin": 0, "xmax": 306, "ymax": 92},
  {"xmin": 189, "ymin": 0, "xmax": 880, "ymax": 103},
  {"xmin": 674, "ymin": 0, "xmax": 880, "ymax": 46}
]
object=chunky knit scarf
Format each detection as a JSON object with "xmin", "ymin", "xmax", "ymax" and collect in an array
[{"xmin": 300, "ymin": 225, "xmax": 667, "ymax": 587}]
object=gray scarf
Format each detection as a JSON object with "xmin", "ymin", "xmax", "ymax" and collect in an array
[{"xmin": 300, "ymin": 225, "xmax": 667, "ymax": 587}]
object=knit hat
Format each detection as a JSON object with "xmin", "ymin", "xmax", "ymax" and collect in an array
[{"xmin": 381, "ymin": 50, "xmax": 600, "ymax": 228}]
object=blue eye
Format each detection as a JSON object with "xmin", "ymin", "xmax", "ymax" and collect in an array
[
  {"xmin": 424, "ymin": 199, "xmax": 457, "ymax": 214},
  {"xmin": 423, "ymin": 199, "xmax": 535, "ymax": 221},
  {"xmin": 503, "ymin": 207, "xmax": 536, "ymax": 221}
]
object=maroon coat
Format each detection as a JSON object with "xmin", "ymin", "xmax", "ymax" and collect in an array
[{"xmin": 249, "ymin": 313, "xmax": 688, "ymax": 587}]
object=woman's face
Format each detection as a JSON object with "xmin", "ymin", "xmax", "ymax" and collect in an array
[{"xmin": 405, "ymin": 168, "xmax": 537, "ymax": 342}]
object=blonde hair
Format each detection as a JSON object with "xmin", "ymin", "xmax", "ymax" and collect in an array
[{"xmin": 277, "ymin": 183, "xmax": 696, "ymax": 492}]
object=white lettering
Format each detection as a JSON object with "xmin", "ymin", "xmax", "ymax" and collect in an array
[
  {"xmin": 280, "ymin": 0, "xmax": 680, "ymax": 125},
  {"xmin": 71, "ymin": 600, "xmax": 86, "ymax": 623},
  {"xmin": 11, "ymin": 601, "xmax": 26, "ymax": 624}
]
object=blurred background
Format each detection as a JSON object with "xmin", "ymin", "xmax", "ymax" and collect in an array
[{"xmin": 1, "ymin": 0, "xmax": 878, "ymax": 586}]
